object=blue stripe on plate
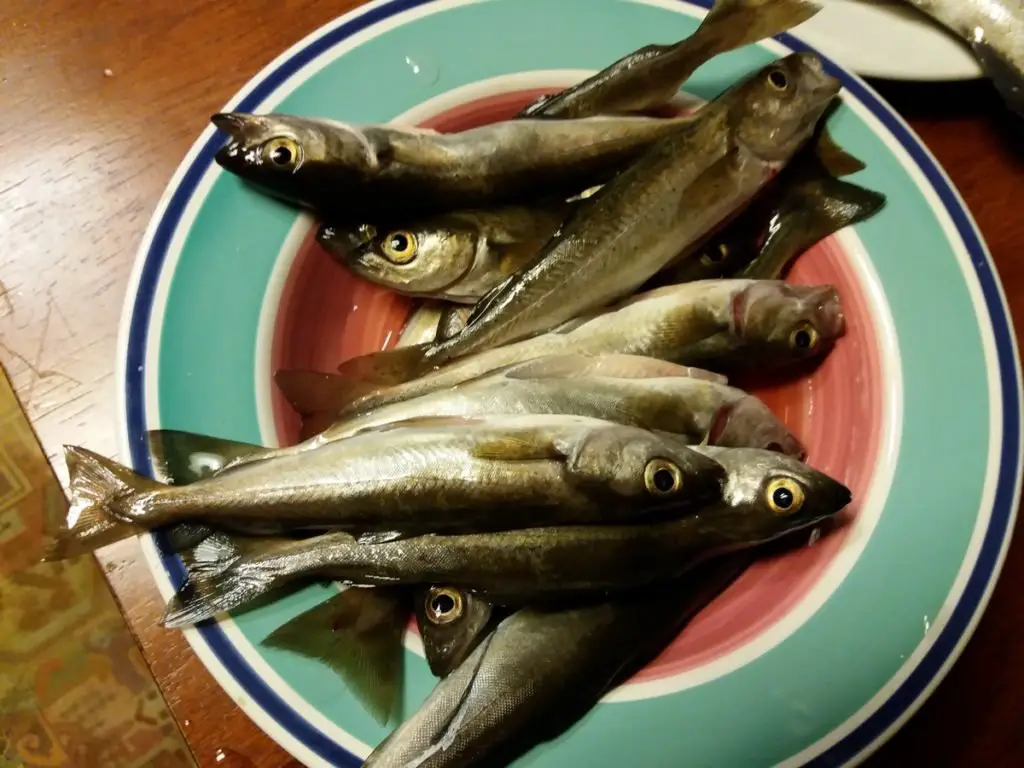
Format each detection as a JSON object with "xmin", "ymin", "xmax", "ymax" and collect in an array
[{"xmin": 122, "ymin": 0, "xmax": 1021, "ymax": 765}]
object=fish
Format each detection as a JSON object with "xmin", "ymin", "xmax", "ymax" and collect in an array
[
  {"xmin": 327, "ymin": 53, "xmax": 842, "ymax": 385},
  {"xmin": 364, "ymin": 555, "xmax": 752, "ymax": 768},
  {"xmin": 277, "ymin": 279, "xmax": 845, "ymax": 417},
  {"xmin": 317, "ymin": 203, "xmax": 571, "ymax": 303},
  {"xmin": 48, "ymin": 415, "xmax": 728, "ymax": 559},
  {"xmin": 659, "ymin": 135, "xmax": 886, "ymax": 284},
  {"xmin": 521, "ymin": 0, "xmax": 822, "ymax": 119},
  {"xmin": 211, "ymin": 112, "xmax": 697, "ymax": 217},
  {"xmin": 260, "ymin": 353, "xmax": 804, "ymax": 464},
  {"xmin": 162, "ymin": 448, "xmax": 850, "ymax": 626},
  {"xmin": 903, "ymin": 0, "xmax": 1024, "ymax": 115}
]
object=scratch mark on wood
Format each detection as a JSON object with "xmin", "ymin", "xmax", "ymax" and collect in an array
[
  {"xmin": 0, "ymin": 177, "xmax": 27, "ymax": 197},
  {"xmin": 0, "ymin": 280, "xmax": 12, "ymax": 317}
]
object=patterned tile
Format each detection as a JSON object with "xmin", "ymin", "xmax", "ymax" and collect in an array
[{"xmin": 0, "ymin": 364, "xmax": 196, "ymax": 767}]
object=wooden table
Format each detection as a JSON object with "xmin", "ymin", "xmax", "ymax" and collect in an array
[{"xmin": 2, "ymin": 1, "xmax": 1022, "ymax": 765}]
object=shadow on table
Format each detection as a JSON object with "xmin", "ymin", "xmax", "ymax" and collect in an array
[{"xmin": 864, "ymin": 76, "xmax": 1024, "ymax": 159}]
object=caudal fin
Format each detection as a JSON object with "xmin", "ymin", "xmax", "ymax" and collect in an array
[
  {"xmin": 162, "ymin": 533, "xmax": 338, "ymax": 627},
  {"xmin": 147, "ymin": 429, "xmax": 268, "ymax": 483},
  {"xmin": 335, "ymin": 343, "xmax": 433, "ymax": 388},
  {"xmin": 697, "ymin": 0, "xmax": 821, "ymax": 57},
  {"xmin": 275, "ymin": 369, "xmax": 379, "ymax": 416},
  {"xmin": 43, "ymin": 446, "xmax": 161, "ymax": 561},
  {"xmin": 263, "ymin": 587, "xmax": 410, "ymax": 725}
]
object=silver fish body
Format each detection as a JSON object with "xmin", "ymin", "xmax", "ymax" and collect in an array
[
  {"xmin": 284, "ymin": 279, "xmax": 845, "ymax": 420},
  {"xmin": 212, "ymin": 113, "xmax": 694, "ymax": 217},
  {"xmin": 259, "ymin": 354, "xmax": 803, "ymax": 469},
  {"xmin": 54, "ymin": 415, "xmax": 728, "ymax": 558}
]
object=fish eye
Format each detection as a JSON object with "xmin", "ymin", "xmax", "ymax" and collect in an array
[
  {"xmin": 262, "ymin": 137, "xmax": 302, "ymax": 170},
  {"xmin": 765, "ymin": 477, "xmax": 805, "ymax": 516},
  {"xmin": 700, "ymin": 243, "xmax": 729, "ymax": 267},
  {"xmin": 381, "ymin": 230, "xmax": 418, "ymax": 264},
  {"xmin": 767, "ymin": 68, "xmax": 789, "ymax": 91},
  {"xmin": 644, "ymin": 459, "xmax": 683, "ymax": 496},
  {"xmin": 425, "ymin": 587, "xmax": 464, "ymax": 625},
  {"xmin": 788, "ymin": 323, "xmax": 820, "ymax": 351}
]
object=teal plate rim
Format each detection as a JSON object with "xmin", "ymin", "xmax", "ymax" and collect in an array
[{"xmin": 115, "ymin": 0, "xmax": 1023, "ymax": 765}]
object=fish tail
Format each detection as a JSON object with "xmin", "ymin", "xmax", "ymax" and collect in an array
[
  {"xmin": 299, "ymin": 410, "xmax": 340, "ymax": 442},
  {"xmin": 263, "ymin": 587, "xmax": 410, "ymax": 725},
  {"xmin": 335, "ymin": 342, "xmax": 433, "ymax": 388},
  {"xmin": 162, "ymin": 534, "xmax": 279, "ymax": 627},
  {"xmin": 274, "ymin": 369, "xmax": 380, "ymax": 416},
  {"xmin": 42, "ymin": 446, "xmax": 160, "ymax": 561},
  {"xmin": 147, "ymin": 429, "xmax": 268, "ymax": 483},
  {"xmin": 695, "ymin": 0, "xmax": 822, "ymax": 55}
]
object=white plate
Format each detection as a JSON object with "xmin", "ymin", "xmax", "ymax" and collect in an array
[{"xmin": 794, "ymin": 0, "xmax": 982, "ymax": 81}]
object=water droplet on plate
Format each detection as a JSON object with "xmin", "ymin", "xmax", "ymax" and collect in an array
[{"xmin": 403, "ymin": 51, "xmax": 439, "ymax": 86}]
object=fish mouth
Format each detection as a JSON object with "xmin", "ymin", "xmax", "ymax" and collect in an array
[
  {"xmin": 211, "ymin": 112, "xmax": 249, "ymax": 137},
  {"xmin": 811, "ymin": 285, "xmax": 846, "ymax": 340},
  {"xmin": 317, "ymin": 222, "xmax": 376, "ymax": 263}
]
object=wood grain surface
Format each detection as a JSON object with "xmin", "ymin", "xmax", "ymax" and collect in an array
[{"xmin": 1, "ymin": 1, "xmax": 1022, "ymax": 766}]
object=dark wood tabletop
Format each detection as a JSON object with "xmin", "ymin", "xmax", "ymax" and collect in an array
[{"xmin": 2, "ymin": 1, "xmax": 1023, "ymax": 766}]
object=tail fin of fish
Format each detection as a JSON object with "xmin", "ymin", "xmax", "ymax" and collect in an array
[
  {"xmin": 42, "ymin": 446, "xmax": 161, "ymax": 561},
  {"xmin": 147, "ymin": 429, "xmax": 269, "ymax": 482},
  {"xmin": 275, "ymin": 369, "xmax": 382, "ymax": 416},
  {"xmin": 335, "ymin": 343, "xmax": 433, "ymax": 389},
  {"xmin": 162, "ymin": 534, "xmax": 287, "ymax": 627},
  {"xmin": 694, "ymin": 0, "xmax": 821, "ymax": 59},
  {"xmin": 972, "ymin": 41, "xmax": 1024, "ymax": 118},
  {"xmin": 263, "ymin": 587, "xmax": 410, "ymax": 725},
  {"xmin": 739, "ymin": 177, "xmax": 885, "ymax": 279}
]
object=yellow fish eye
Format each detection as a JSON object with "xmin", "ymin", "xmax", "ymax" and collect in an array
[
  {"xmin": 767, "ymin": 68, "xmax": 789, "ymax": 91},
  {"xmin": 765, "ymin": 477, "xmax": 805, "ymax": 516},
  {"xmin": 789, "ymin": 322, "xmax": 819, "ymax": 352},
  {"xmin": 425, "ymin": 586, "xmax": 464, "ymax": 625},
  {"xmin": 382, "ymin": 230, "xmax": 418, "ymax": 264},
  {"xmin": 700, "ymin": 242, "xmax": 729, "ymax": 267},
  {"xmin": 644, "ymin": 459, "xmax": 683, "ymax": 496},
  {"xmin": 262, "ymin": 137, "xmax": 302, "ymax": 170}
]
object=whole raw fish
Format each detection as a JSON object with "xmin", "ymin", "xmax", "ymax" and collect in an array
[
  {"xmin": 212, "ymin": 112, "xmax": 694, "ymax": 217},
  {"xmin": 277, "ymin": 279, "xmax": 845, "ymax": 418},
  {"xmin": 49, "ymin": 415, "xmax": 725, "ymax": 558},
  {"xmin": 259, "ymin": 354, "xmax": 802, "ymax": 460}
]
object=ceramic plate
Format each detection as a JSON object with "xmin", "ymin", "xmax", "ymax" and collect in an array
[
  {"xmin": 793, "ymin": 0, "xmax": 982, "ymax": 81},
  {"xmin": 116, "ymin": 0, "xmax": 1021, "ymax": 765}
]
